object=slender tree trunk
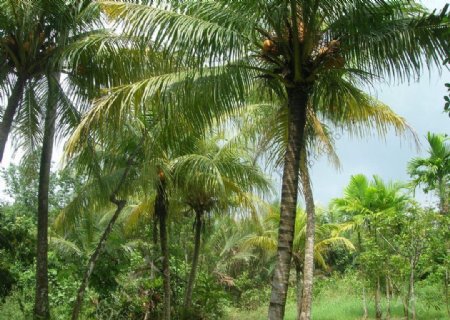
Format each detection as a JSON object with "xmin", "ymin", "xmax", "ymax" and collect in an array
[
  {"xmin": 386, "ymin": 276, "xmax": 391, "ymax": 320},
  {"xmin": 34, "ymin": 75, "xmax": 58, "ymax": 320},
  {"xmin": 295, "ymin": 261, "xmax": 303, "ymax": 320},
  {"xmin": 299, "ymin": 148, "xmax": 315, "ymax": 320},
  {"xmin": 269, "ymin": 87, "xmax": 309, "ymax": 320},
  {"xmin": 357, "ymin": 231, "xmax": 363, "ymax": 252},
  {"xmin": 362, "ymin": 285, "xmax": 368, "ymax": 320},
  {"xmin": 0, "ymin": 75, "xmax": 26, "ymax": 162},
  {"xmin": 71, "ymin": 158, "xmax": 134, "ymax": 320},
  {"xmin": 184, "ymin": 209, "xmax": 203, "ymax": 309},
  {"xmin": 153, "ymin": 215, "xmax": 158, "ymax": 246},
  {"xmin": 438, "ymin": 178, "xmax": 448, "ymax": 215},
  {"xmin": 71, "ymin": 199, "xmax": 126, "ymax": 320},
  {"xmin": 403, "ymin": 296, "xmax": 409, "ymax": 320},
  {"xmin": 445, "ymin": 269, "xmax": 450, "ymax": 318},
  {"xmin": 375, "ymin": 276, "xmax": 382, "ymax": 320},
  {"xmin": 409, "ymin": 263, "xmax": 416, "ymax": 320},
  {"xmin": 156, "ymin": 175, "xmax": 171, "ymax": 320}
]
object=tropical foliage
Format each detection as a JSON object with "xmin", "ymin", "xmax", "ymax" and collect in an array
[{"xmin": 0, "ymin": 1, "xmax": 449, "ymax": 320}]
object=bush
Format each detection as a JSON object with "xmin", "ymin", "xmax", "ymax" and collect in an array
[{"xmin": 184, "ymin": 273, "xmax": 230, "ymax": 319}]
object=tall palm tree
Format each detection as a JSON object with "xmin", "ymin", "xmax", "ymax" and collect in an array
[
  {"xmin": 0, "ymin": 0, "xmax": 105, "ymax": 160},
  {"xmin": 93, "ymin": 2, "xmax": 449, "ymax": 318},
  {"xmin": 0, "ymin": 0, "xmax": 45, "ymax": 161},
  {"xmin": 1, "ymin": 3, "xmax": 182, "ymax": 319},
  {"xmin": 408, "ymin": 132, "xmax": 449, "ymax": 215},
  {"xmin": 1, "ymin": 2, "xmax": 156, "ymax": 317},
  {"xmin": 232, "ymin": 88, "xmax": 415, "ymax": 319},
  {"xmin": 4, "ymin": 2, "xmax": 104, "ymax": 318}
]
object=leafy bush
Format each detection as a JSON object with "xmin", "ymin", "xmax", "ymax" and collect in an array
[{"xmin": 181, "ymin": 273, "xmax": 230, "ymax": 319}]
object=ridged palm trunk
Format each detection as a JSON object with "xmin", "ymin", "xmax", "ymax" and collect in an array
[
  {"xmin": 294, "ymin": 257, "xmax": 303, "ymax": 318},
  {"xmin": 184, "ymin": 208, "xmax": 203, "ymax": 309},
  {"xmin": 269, "ymin": 87, "xmax": 309, "ymax": 320},
  {"xmin": 298, "ymin": 148, "xmax": 315, "ymax": 320},
  {"xmin": 156, "ymin": 176, "xmax": 171, "ymax": 320},
  {"xmin": 34, "ymin": 76, "xmax": 58, "ymax": 320},
  {"xmin": 0, "ymin": 76, "xmax": 26, "ymax": 162},
  {"xmin": 71, "ymin": 197, "xmax": 127, "ymax": 320}
]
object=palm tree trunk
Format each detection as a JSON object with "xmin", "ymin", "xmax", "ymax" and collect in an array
[
  {"xmin": 0, "ymin": 76, "xmax": 26, "ymax": 162},
  {"xmin": 71, "ymin": 198, "xmax": 126, "ymax": 320},
  {"xmin": 375, "ymin": 276, "xmax": 382, "ymax": 320},
  {"xmin": 184, "ymin": 209, "xmax": 203, "ymax": 309},
  {"xmin": 294, "ymin": 260, "xmax": 303, "ymax": 320},
  {"xmin": 34, "ymin": 75, "xmax": 58, "ymax": 320},
  {"xmin": 299, "ymin": 148, "xmax": 315, "ymax": 320},
  {"xmin": 156, "ymin": 176, "xmax": 171, "ymax": 320},
  {"xmin": 269, "ymin": 87, "xmax": 309, "ymax": 320}
]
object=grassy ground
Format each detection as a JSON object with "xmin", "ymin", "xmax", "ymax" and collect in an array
[
  {"xmin": 226, "ymin": 277, "xmax": 448, "ymax": 320},
  {"xmin": 226, "ymin": 296, "xmax": 448, "ymax": 320}
]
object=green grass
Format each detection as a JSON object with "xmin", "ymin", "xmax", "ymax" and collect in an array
[
  {"xmin": 226, "ymin": 277, "xmax": 449, "ymax": 320},
  {"xmin": 226, "ymin": 296, "xmax": 448, "ymax": 320}
]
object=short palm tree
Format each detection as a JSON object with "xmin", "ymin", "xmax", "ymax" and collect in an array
[
  {"xmin": 408, "ymin": 132, "xmax": 449, "ymax": 215},
  {"xmin": 331, "ymin": 174, "xmax": 410, "ymax": 319},
  {"xmin": 65, "ymin": 100, "xmax": 226, "ymax": 320},
  {"xmin": 171, "ymin": 136, "xmax": 271, "ymax": 309},
  {"xmin": 58, "ymin": 121, "xmax": 143, "ymax": 320},
  {"xmin": 93, "ymin": 2, "xmax": 449, "ymax": 318}
]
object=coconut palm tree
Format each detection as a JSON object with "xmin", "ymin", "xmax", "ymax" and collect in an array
[
  {"xmin": 64, "ymin": 117, "xmax": 170, "ymax": 319},
  {"xmin": 0, "ymin": 0, "xmax": 107, "ymax": 160},
  {"xmin": 92, "ymin": 2, "xmax": 449, "ymax": 318},
  {"xmin": 66, "ymin": 97, "xmax": 225, "ymax": 320},
  {"xmin": 1, "ymin": 2, "xmax": 161, "ymax": 317},
  {"xmin": 408, "ymin": 132, "xmax": 449, "ymax": 215},
  {"xmin": 230, "ymin": 86, "xmax": 415, "ymax": 318},
  {"xmin": 55, "ymin": 120, "xmax": 145, "ymax": 320},
  {"xmin": 0, "ymin": 0, "xmax": 46, "ymax": 161},
  {"xmin": 170, "ymin": 135, "xmax": 271, "ymax": 310},
  {"xmin": 1, "ymin": 2, "xmax": 104, "ymax": 318}
]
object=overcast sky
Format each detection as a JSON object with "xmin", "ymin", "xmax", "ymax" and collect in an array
[
  {"xmin": 1, "ymin": 1, "xmax": 449, "ymax": 207},
  {"xmin": 309, "ymin": 68, "xmax": 449, "ymax": 207},
  {"xmin": 309, "ymin": 0, "xmax": 450, "ymax": 207}
]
